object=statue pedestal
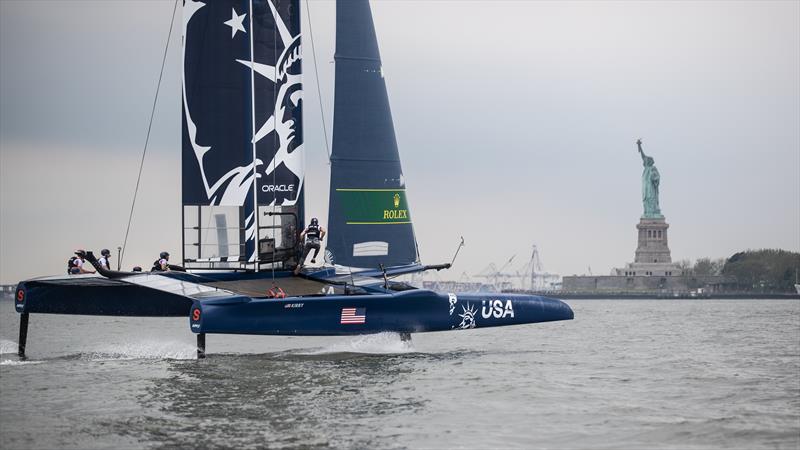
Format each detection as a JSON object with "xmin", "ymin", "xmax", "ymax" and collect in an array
[
  {"xmin": 614, "ymin": 217, "xmax": 681, "ymax": 277},
  {"xmin": 635, "ymin": 217, "xmax": 671, "ymax": 264}
]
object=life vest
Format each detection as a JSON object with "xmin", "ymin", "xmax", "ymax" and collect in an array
[
  {"xmin": 306, "ymin": 223, "xmax": 321, "ymax": 241},
  {"xmin": 67, "ymin": 256, "xmax": 78, "ymax": 274},
  {"xmin": 151, "ymin": 259, "xmax": 165, "ymax": 272}
]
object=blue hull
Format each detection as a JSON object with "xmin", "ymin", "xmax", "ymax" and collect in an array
[
  {"xmin": 191, "ymin": 290, "xmax": 573, "ymax": 335},
  {"xmin": 14, "ymin": 277, "xmax": 192, "ymax": 317}
]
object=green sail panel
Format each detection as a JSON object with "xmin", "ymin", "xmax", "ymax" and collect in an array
[{"xmin": 336, "ymin": 189, "xmax": 412, "ymax": 225}]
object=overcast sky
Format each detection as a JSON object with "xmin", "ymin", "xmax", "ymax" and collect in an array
[{"xmin": 1, "ymin": 0, "xmax": 798, "ymax": 285}]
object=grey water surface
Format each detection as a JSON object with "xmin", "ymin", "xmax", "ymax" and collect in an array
[{"xmin": 1, "ymin": 299, "xmax": 798, "ymax": 449}]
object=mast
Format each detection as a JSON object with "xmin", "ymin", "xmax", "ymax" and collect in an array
[{"xmin": 248, "ymin": 0, "xmax": 259, "ymax": 270}]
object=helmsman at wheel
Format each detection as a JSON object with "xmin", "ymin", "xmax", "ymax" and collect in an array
[{"xmin": 299, "ymin": 218, "xmax": 325, "ymax": 266}]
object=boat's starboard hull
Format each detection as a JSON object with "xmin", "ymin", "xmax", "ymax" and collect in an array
[{"xmin": 190, "ymin": 290, "xmax": 574, "ymax": 336}]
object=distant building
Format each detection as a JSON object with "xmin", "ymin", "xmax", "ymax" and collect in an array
[
  {"xmin": 1, "ymin": 285, "xmax": 16, "ymax": 299},
  {"xmin": 422, "ymin": 281, "xmax": 496, "ymax": 293}
]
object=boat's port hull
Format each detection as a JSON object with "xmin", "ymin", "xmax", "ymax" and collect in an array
[
  {"xmin": 191, "ymin": 290, "xmax": 574, "ymax": 335},
  {"xmin": 14, "ymin": 277, "xmax": 192, "ymax": 317}
]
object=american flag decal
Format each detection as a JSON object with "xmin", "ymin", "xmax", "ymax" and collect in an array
[{"xmin": 340, "ymin": 307, "xmax": 366, "ymax": 324}]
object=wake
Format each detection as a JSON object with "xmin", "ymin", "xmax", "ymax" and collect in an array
[
  {"xmin": 296, "ymin": 332, "xmax": 416, "ymax": 356},
  {"xmin": 85, "ymin": 340, "xmax": 197, "ymax": 361}
]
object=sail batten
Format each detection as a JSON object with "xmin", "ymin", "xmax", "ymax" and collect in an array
[{"xmin": 326, "ymin": 0, "xmax": 419, "ymax": 270}]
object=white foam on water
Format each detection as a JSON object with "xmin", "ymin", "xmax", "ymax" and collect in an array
[
  {"xmin": 299, "ymin": 332, "xmax": 415, "ymax": 355},
  {"xmin": 87, "ymin": 340, "xmax": 198, "ymax": 361},
  {"xmin": 1, "ymin": 359, "xmax": 43, "ymax": 366},
  {"xmin": 0, "ymin": 339, "xmax": 18, "ymax": 355}
]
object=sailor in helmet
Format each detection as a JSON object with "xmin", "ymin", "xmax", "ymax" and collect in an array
[
  {"xmin": 296, "ymin": 218, "xmax": 325, "ymax": 272},
  {"xmin": 98, "ymin": 248, "xmax": 112, "ymax": 271},
  {"xmin": 70, "ymin": 250, "xmax": 96, "ymax": 275},
  {"xmin": 152, "ymin": 251, "xmax": 170, "ymax": 272}
]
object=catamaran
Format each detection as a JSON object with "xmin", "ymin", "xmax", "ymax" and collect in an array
[{"xmin": 13, "ymin": 0, "xmax": 573, "ymax": 358}]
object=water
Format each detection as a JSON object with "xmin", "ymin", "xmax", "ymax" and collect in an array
[{"xmin": 1, "ymin": 299, "xmax": 798, "ymax": 449}]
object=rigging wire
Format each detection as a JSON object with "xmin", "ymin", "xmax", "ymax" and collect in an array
[
  {"xmin": 120, "ymin": 0, "xmax": 179, "ymax": 267},
  {"xmin": 304, "ymin": 0, "xmax": 332, "ymax": 162},
  {"xmin": 271, "ymin": 4, "xmax": 277, "ymax": 282},
  {"xmin": 247, "ymin": 0, "xmax": 260, "ymax": 273}
]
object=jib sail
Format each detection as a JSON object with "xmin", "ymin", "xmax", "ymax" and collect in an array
[
  {"xmin": 182, "ymin": 0, "xmax": 304, "ymax": 269},
  {"xmin": 325, "ymin": 0, "xmax": 420, "ymax": 270}
]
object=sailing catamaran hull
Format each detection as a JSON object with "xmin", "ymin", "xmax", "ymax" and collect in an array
[
  {"xmin": 14, "ymin": 277, "xmax": 192, "ymax": 317},
  {"xmin": 190, "ymin": 291, "xmax": 574, "ymax": 336}
]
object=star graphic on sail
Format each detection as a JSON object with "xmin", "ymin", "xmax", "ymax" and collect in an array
[
  {"xmin": 183, "ymin": 0, "xmax": 258, "ymax": 206},
  {"xmin": 224, "ymin": 8, "xmax": 246, "ymax": 38}
]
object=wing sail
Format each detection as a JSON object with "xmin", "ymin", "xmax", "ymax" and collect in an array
[
  {"xmin": 326, "ymin": 0, "xmax": 420, "ymax": 270},
  {"xmin": 182, "ymin": 0, "xmax": 304, "ymax": 268}
]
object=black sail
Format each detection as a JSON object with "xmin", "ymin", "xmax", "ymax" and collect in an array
[{"xmin": 325, "ymin": 0, "xmax": 419, "ymax": 269}]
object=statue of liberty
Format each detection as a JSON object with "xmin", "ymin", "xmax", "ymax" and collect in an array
[{"xmin": 637, "ymin": 139, "xmax": 663, "ymax": 218}]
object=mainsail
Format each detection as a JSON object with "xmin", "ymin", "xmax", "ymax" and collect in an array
[
  {"xmin": 326, "ymin": 0, "xmax": 420, "ymax": 270},
  {"xmin": 182, "ymin": 0, "xmax": 304, "ymax": 267}
]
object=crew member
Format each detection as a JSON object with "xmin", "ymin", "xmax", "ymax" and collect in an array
[
  {"xmin": 98, "ymin": 249, "xmax": 112, "ymax": 271},
  {"xmin": 151, "ymin": 251, "xmax": 170, "ymax": 272},
  {"xmin": 70, "ymin": 250, "xmax": 96, "ymax": 275},
  {"xmin": 300, "ymin": 218, "xmax": 325, "ymax": 264}
]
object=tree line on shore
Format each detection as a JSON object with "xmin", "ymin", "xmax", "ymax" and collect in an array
[{"xmin": 677, "ymin": 249, "xmax": 800, "ymax": 292}]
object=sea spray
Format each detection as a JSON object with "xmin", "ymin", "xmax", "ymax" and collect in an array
[
  {"xmin": 0, "ymin": 338, "xmax": 17, "ymax": 355},
  {"xmin": 87, "ymin": 340, "xmax": 197, "ymax": 361},
  {"xmin": 298, "ymin": 332, "xmax": 415, "ymax": 355},
  {"xmin": 0, "ymin": 359, "xmax": 43, "ymax": 366}
]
